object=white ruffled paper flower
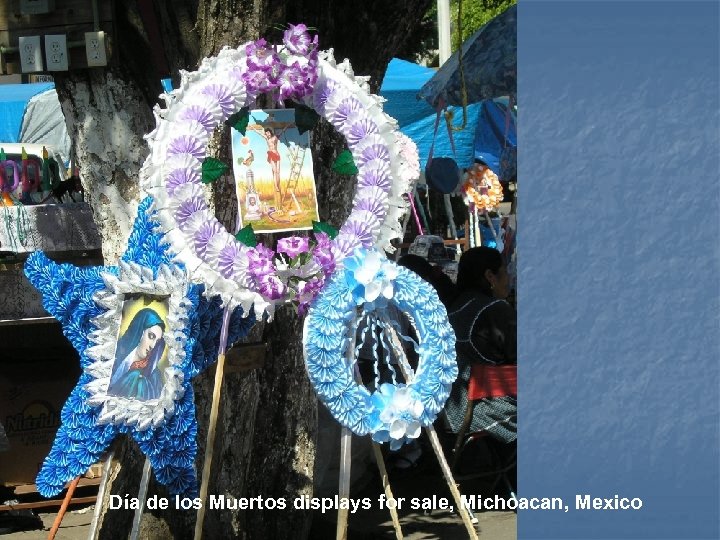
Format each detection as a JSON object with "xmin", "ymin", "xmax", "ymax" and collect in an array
[
  {"xmin": 371, "ymin": 384, "xmax": 425, "ymax": 450},
  {"xmin": 343, "ymin": 249, "xmax": 398, "ymax": 305}
]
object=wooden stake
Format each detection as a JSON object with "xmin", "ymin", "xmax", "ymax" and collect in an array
[
  {"xmin": 385, "ymin": 322, "xmax": 478, "ymax": 540},
  {"xmin": 335, "ymin": 427, "xmax": 353, "ymax": 540},
  {"xmin": 424, "ymin": 425, "xmax": 479, "ymax": 540},
  {"xmin": 371, "ymin": 442, "xmax": 404, "ymax": 540},
  {"xmin": 47, "ymin": 476, "xmax": 80, "ymax": 540},
  {"xmin": 86, "ymin": 450, "xmax": 115, "ymax": 540},
  {"xmin": 194, "ymin": 306, "xmax": 232, "ymax": 540},
  {"xmin": 129, "ymin": 458, "xmax": 152, "ymax": 540}
]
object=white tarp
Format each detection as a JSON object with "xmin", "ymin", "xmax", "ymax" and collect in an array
[{"xmin": 18, "ymin": 88, "xmax": 71, "ymax": 165}]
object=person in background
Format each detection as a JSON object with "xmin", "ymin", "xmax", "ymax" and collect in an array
[{"xmin": 444, "ymin": 247, "xmax": 517, "ymax": 443}]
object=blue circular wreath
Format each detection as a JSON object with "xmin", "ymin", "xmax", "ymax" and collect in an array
[{"xmin": 303, "ymin": 249, "xmax": 457, "ymax": 449}]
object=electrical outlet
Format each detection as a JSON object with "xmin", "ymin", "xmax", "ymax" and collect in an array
[
  {"xmin": 85, "ymin": 31, "xmax": 107, "ymax": 67},
  {"xmin": 44, "ymin": 34, "xmax": 68, "ymax": 71},
  {"xmin": 18, "ymin": 36, "xmax": 43, "ymax": 73}
]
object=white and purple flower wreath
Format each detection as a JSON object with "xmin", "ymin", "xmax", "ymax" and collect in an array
[
  {"xmin": 141, "ymin": 24, "xmax": 419, "ymax": 317},
  {"xmin": 303, "ymin": 248, "xmax": 458, "ymax": 449}
]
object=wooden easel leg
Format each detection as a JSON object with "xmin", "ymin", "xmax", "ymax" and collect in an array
[
  {"xmin": 371, "ymin": 442, "xmax": 404, "ymax": 540},
  {"xmin": 86, "ymin": 450, "xmax": 115, "ymax": 540},
  {"xmin": 336, "ymin": 427, "xmax": 352, "ymax": 540},
  {"xmin": 47, "ymin": 476, "xmax": 80, "ymax": 540},
  {"xmin": 194, "ymin": 306, "xmax": 232, "ymax": 540},
  {"xmin": 425, "ymin": 425, "xmax": 479, "ymax": 540},
  {"xmin": 128, "ymin": 458, "xmax": 151, "ymax": 540}
]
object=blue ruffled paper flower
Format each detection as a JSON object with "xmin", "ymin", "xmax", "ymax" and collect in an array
[
  {"xmin": 24, "ymin": 197, "xmax": 255, "ymax": 498},
  {"xmin": 303, "ymin": 248, "xmax": 458, "ymax": 447}
]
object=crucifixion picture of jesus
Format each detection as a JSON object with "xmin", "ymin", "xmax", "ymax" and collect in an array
[{"xmin": 231, "ymin": 109, "xmax": 320, "ymax": 234}]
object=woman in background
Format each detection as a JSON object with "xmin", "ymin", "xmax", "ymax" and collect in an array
[{"xmin": 445, "ymin": 247, "xmax": 517, "ymax": 443}]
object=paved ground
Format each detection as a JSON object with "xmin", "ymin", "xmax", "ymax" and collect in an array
[
  {"xmin": 1, "ymin": 432, "xmax": 516, "ymax": 539},
  {"xmin": 2, "ymin": 504, "xmax": 515, "ymax": 540}
]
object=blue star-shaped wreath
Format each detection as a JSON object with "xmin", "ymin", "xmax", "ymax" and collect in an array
[{"xmin": 24, "ymin": 197, "xmax": 255, "ymax": 497}]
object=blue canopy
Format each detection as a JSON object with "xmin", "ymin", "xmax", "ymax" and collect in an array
[
  {"xmin": 474, "ymin": 98, "xmax": 517, "ymax": 180},
  {"xmin": 0, "ymin": 83, "xmax": 55, "ymax": 142},
  {"xmin": 380, "ymin": 58, "xmax": 436, "ymax": 127},
  {"xmin": 380, "ymin": 59, "xmax": 516, "ymax": 178}
]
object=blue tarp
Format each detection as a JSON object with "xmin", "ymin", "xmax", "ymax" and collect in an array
[
  {"xmin": 0, "ymin": 83, "xmax": 55, "ymax": 142},
  {"xmin": 380, "ymin": 58, "xmax": 436, "ymax": 127},
  {"xmin": 474, "ymin": 98, "xmax": 517, "ymax": 180},
  {"xmin": 380, "ymin": 58, "xmax": 516, "ymax": 178}
]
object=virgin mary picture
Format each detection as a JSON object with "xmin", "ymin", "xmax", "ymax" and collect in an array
[{"xmin": 107, "ymin": 305, "xmax": 167, "ymax": 401}]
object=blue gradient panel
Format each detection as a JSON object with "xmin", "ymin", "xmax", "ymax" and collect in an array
[{"xmin": 518, "ymin": 2, "xmax": 719, "ymax": 539}]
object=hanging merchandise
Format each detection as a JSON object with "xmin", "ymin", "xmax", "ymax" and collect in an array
[
  {"xmin": 461, "ymin": 162, "xmax": 504, "ymax": 213},
  {"xmin": 19, "ymin": 147, "xmax": 41, "ymax": 204},
  {"xmin": 461, "ymin": 162, "xmax": 505, "ymax": 247},
  {"xmin": 23, "ymin": 197, "xmax": 255, "ymax": 498},
  {"xmin": 0, "ymin": 148, "xmax": 20, "ymax": 206}
]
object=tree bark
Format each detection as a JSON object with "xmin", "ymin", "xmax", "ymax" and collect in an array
[{"xmin": 52, "ymin": 1, "xmax": 432, "ymax": 538}]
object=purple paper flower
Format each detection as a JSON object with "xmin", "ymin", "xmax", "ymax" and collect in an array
[
  {"xmin": 166, "ymin": 168, "xmax": 200, "ymax": 195},
  {"xmin": 201, "ymin": 84, "xmax": 236, "ymax": 116},
  {"xmin": 247, "ymin": 246, "xmax": 275, "ymax": 278},
  {"xmin": 218, "ymin": 244, "xmax": 242, "ymax": 279},
  {"xmin": 193, "ymin": 221, "xmax": 224, "ymax": 257},
  {"xmin": 278, "ymin": 63, "xmax": 312, "ymax": 100},
  {"xmin": 313, "ymin": 80, "xmax": 341, "ymax": 114},
  {"xmin": 246, "ymin": 39, "xmax": 278, "ymax": 71},
  {"xmin": 277, "ymin": 236, "xmax": 310, "ymax": 259},
  {"xmin": 179, "ymin": 105, "xmax": 217, "ymax": 133},
  {"xmin": 302, "ymin": 62, "xmax": 319, "ymax": 90},
  {"xmin": 312, "ymin": 232, "xmax": 336, "ymax": 276},
  {"xmin": 174, "ymin": 197, "xmax": 206, "ymax": 226},
  {"xmin": 167, "ymin": 135, "xmax": 205, "ymax": 161},
  {"xmin": 283, "ymin": 24, "xmax": 314, "ymax": 55},
  {"xmin": 257, "ymin": 275, "xmax": 286, "ymax": 300},
  {"xmin": 242, "ymin": 68, "xmax": 275, "ymax": 93},
  {"xmin": 296, "ymin": 276, "xmax": 325, "ymax": 316}
]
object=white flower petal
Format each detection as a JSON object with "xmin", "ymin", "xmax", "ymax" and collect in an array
[
  {"xmin": 355, "ymin": 266, "xmax": 375, "ymax": 285},
  {"xmin": 364, "ymin": 281, "xmax": 381, "ymax": 302},
  {"xmin": 405, "ymin": 421, "xmax": 422, "ymax": 439},
  {"xmin": 381, "ymin": 281, "xmax": 394, "ymax": 299},
  {"xmin": 389, "ymin": 419, "xmax": 407, "ymax": 439}
]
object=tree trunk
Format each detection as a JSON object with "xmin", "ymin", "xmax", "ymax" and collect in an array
[
  {"xmin": 53, "ymin": 1, "xmax": 432, "ymax": 538},
  {"xmin": 53, "ymin": 70, "xmax": 153, "ymax": 262}
]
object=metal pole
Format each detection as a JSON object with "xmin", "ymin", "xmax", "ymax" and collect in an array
[{"xmin": 437, "ymin": 0, "xmax": 452, "ymax": 63}]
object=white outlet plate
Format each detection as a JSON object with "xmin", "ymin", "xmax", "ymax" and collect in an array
[
  {"xmin": 45, "ymin": 34, "xmax": 68, "ymax": 71},
  {"xmin": 85, "ymin": 31, "xmax": 107, "ymax": 67},
  {"xmin": 18, "ymin": 35, "xmax": 43, "ymax": 73}
]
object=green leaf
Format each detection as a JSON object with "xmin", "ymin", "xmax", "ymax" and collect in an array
[
  {"xmin": 226, "ymin": 107, "xmax": 250, "ymax": 135},
  {"xmin": 312, "ymin": 220, "xmax": 339, "ymax": 239},
  {"xmin": 234, "ymin": 224, "xmax": 257, "ymax": 247},
  {"xmin": 332, "ymin": 150, "xmax": 358, "ymax": 176},
  {"xmin": 201, "ymin": 157, "xmax": 229, "ymax": 184},
  {"xmin": 295, "ymin": 105, "xmax": 319, "ymax": 135}
]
